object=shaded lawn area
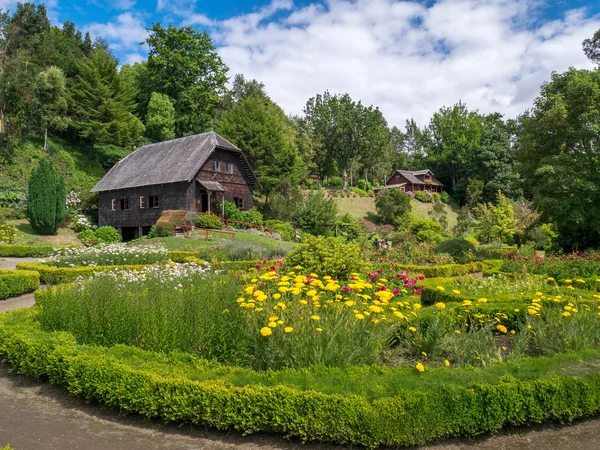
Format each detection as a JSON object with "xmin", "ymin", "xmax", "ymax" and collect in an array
[{"xmin": 6, "ymin": 219, "xmax": 82, "ymax": 246}]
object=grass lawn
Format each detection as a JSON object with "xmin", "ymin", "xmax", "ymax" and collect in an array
[
  {"xmin": 134, "ymin": 232, "xmax": 290, "ymax": 251},
  {"xmin": 333, "ymin": 196, "xmax": 459, "ymax": 228},
  {"xmin": 6, "ymin": 219, "xmax": 82, "ymax": 246}
]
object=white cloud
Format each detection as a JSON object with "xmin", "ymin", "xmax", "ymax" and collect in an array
[
  {"xmin": 207, "ymin": 0, "xmax": 600, "ymax": 126},
  {"xmin": 123, "ymin": 52, "xmax": 144, "ymax": 65},
  {"xmin": 84, "ymin": 12, "xmax": 149, "ymax": 52}
]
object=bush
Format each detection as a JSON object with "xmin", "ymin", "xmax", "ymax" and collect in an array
[
  {"xmin": 77, "ymin": 229, "xmax": 97, "ymax": 246},
  {"xmin": 408, "ymin": 218, "xmax": 446, "ymax": 244},
  {"xmin": 293, "ymin": 191, "xmax": 338, "ymax": 236},
  {"xmin": 0, "ymin": 269, "xmax": 40, "ymax": 299},
  {"xmin": 357, "ymin": 178, "xmax": 371, "ymax": 192},
  {"xmin": 94, "ymin": 226, "xmax": 121, "ymax": 244},
  {"xmin": 375, "ymin": 188, "xmax": 411, "ymax": 227},
  {"xmin": 4, "ymin": 309, "xmax": 600, "ymax": 448},
  {"xmin": 414, "ymin": 191, "xmax": 430, "ymax": 203},
  {"xmin": 465, "ymin": 236, "xmax": 479, "ymax": 247},
  {"xmin": 349, "ymin": 187, "xmax": 369, "ymax": 197},
  {"xmin": 440, "ymin": 191, "xmax": 450, "ymax": 203},
  {"xmin": 0, "ymin": 244, "xmax": 57, "ymax": 257},
  {"xmin": 27, "ymin": 158, "xmax": 67, "ymax": 235},
  {"xmin": 0, "ymin": 223, "xmax": 19, "ymax": 244},
  {"xmin": 196, "ymin": 214, "xmax": 223, "ymax": 229},
  {"xmin": 286, "ymin": 235, "xmax": 368, "ymax": 279},
  {"xmin": 241, "ymin": 207, "xmax": 263, "ymax": 226},
  {"xmin": 265, "ymin": 220, "xmax": 295, "ymax": 241},
  {"xmin": 325, "ymin": 176, "xmax": 343, "ymax": 188},
  {"xmin": 434, "ymin": 239, "xmax": 476, "ymax": 264}
]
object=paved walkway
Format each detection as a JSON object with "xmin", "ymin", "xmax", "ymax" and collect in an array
[{"xmin": 0, "ymin": 257, "xmax": 42, "ymax": 270}]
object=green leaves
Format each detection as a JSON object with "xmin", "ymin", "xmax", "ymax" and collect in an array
[{"xmin": 27, "ymin": 158, "xmax": 66, "ymax": 235}]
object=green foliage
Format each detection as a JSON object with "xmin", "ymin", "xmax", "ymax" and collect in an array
[
  {"xmin": 0, "ymin": 269, "xmax": 40, "ymax": 299},
  {"xmin": 428, "ymin": 198, "xmax": 448, "ymax": 229},
  {"xmin": 94, "ymin": 226, "xmax": 121, "ymax": 244},
  {"xmin": 413, "ymin": 191, "xmax": 430, "ymax": 203},
  {"xmin": 434, "ymin": 239, "xmax": 476, "ymax": 264},
  {"xmin": 31, "ymin": 66, "xmax": 70, "ymax": 149},
  {"xmin": 293, "ymin": 191, "xmax": 338, "ymax": 236},
  {"xmin": 372, "ymin": 262, "xmax": 485, "ymax": 279},
  {"xmin": 27, "ymin": 159, "xmax": 67, "ymax": 235},
  {"xmin": 440, "ymin": 191, "xmax": 450, "ymax": 203},
  {"xmin": 0, "ymin": 224, "xmax": 19, "ymax": 244},
  {"xmin": 241, "ymin": 207, "xmax": 264, "ymax": 226},
  {"xmin": 145, "ymin": 92, "xmax": 175, "ymax": 141},
  {"xmin": 264, "ymin": 220, "xmax": 295, "ymax": 241},
  {"xmin": 145, "ymin": 24, "xmax": 228, "ymax": 136},
  {"xmin": 408, "ymin": 217, "xmax": 446, "ymax": 244},
  {"xmin": 337, "ymin": 213, "xmax": 365, "ymax": 242},
  {"xmin": 77, "ymin": 229, "xmax": 96, "ymax": 246},
  {"xmin": 325, "ymin": 176, "xmax": 343, "ymax": 188},
  {"xmin": 286, "ymin": 235, "xmax": 367, "ymax": 279},
  {"xmin": 16, "ymin": 261, "xmax": 150, "ymax": 284},
  {"xmin": 196, "ymin": 214, "xmax": 223, "ymax": 229},
  {"xmin": 582, "ymin": 29, "xmax": 600, "ymax": 64},
  {"xmin": 69, "ymin": 47, "xmax": 144, "ymax": 157},
  {"xmin": 375, "ymin": 188, "xmax": 411, "ymax": 228},
  {"xmin": 0, "ymin": 244, "xmax": 58, "ymax": 257},
  {"xmin": 473, "ymin": 191, "xmax": 517, "ymax": 243}
]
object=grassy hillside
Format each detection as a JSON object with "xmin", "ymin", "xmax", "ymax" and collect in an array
[
  {"xmin": 334, "ymin": 196, "xmax": 459, "ymax": 228},
  {"xmin": 6, "ymin": 219, "xmax": 81, "ymax": 246}
]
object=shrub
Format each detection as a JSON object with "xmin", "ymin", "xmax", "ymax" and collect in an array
[
  {"xmin": 349, "ymin": 187, "xmax": 368, "ymax": 197},
  {"xmin": 464, "ymin": 236, "xmax": 478, "ymax": 247},
  {"xmin": 216, "ymin": 200, "xmax": 244, "ymax": 222},
  {"xmin": 241, "ymin": 207, "xmax": 263, "ymax": 226},
  {"xmin": 0, "ymin": 223, "xmax": 19, "ymax": 244},
  {"xmin": 434, "ymin": 239, "xmax": 476, "ymax": 264},
  {"xmin": 357, "ymin": 178, "xmax": 371, "ymax": 192},
  {"xmin": 286, "ymin": 235, "xmax": 368, "ymax": 279},
  {"xmin": 408, "ymin": 218, "xmax": 446, "ymax": 244},
  {"xmin": 293, "ymin": 191, "xmax": 338, "ymax": 236},
  {"xmin": 0, "ymin": 270, "xmax": 40, "ymax": 299},
  {"xmin": 431, "ymin": 193, "xmax": 441, "ymax": 202},
  {"xmin": 77, "ymin": 229, "xmax": 97, "ymax": 246},
  {"xmin": 374, "ymin": 188, "xmax": 411, "ymax": 227},
  {"xmin": 325, "ymin": 176, "xmax": 343, "ymax": 188},
  {"xmin": 440, "ymin": 191, "xmax": 450, "ymax": 203},
  {"xmin": 94, "ymin": 226, "xmax": 121, "ymax": 244},
  {"xmin": 27, "ymin": 158, "xmax": 66, "ymax": 235},
  {"xmin": 265, "ymin": 220, "xmax": 295, "ymax": 241},
  {"xmin": 414, "ymin": 191, "xmax": 430, "ymax": 203},
  {"xmin": 0, "ymin": 245, "xmax": 57, "ymax": 257},
  {"xmin": 196, "ymin": 214, "xmax": 223, "ymax": 229}
]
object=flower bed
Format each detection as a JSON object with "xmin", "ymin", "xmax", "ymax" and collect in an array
[
  {"xmin": 16, "ymin": 261, "xmax": 155, "ymax": 284},
  {"xmin": 0, "ymin": 269, "xmax": 40, "ymax": 299},
  {"xmin": 49, "ymin": 243, "xmax": 170, "ymax": 267},
  {"xmin": 2, "ymin": 309, "xmax": 600, "ymax": 448},
  {"xmin": 501, "ymin": 251, "xmax": 600, "ymax": 279}
]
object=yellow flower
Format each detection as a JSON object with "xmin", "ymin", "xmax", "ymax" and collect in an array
[
  {"xmin": 293, "ymin": 265, "xmax": 302, "ymax": 270},
  {"xmin": 436, "ymin": 286, "xmax": 446, "ymax": 291},
  {"xmin": 547, "ymin": 277, "xmax": 555, "ymax": 281},
  {"xmin": 565, "ymin": 279, "xmax": 572, "ymax": 284},
  {"xmin": 534, "ymin": 291, "xmax": 543, "ymax": 297},
  {"xmin": 277, "ymin": 320, "xmax": 284, "ymax": 325},
  {"xmin": 462, "ymin": 300, "xmax": 472, "ymax": 307},
  {"xmin": 477, "ymin": 298, "xmax": 488, "ymax": 303},
  {"xmin": 274, "ymin": 302, "xmax": 287, "ymax": 310},
  {"xmin": 434, "ymin": 302, "xmax": 446, "ymax": 311},
  {"xmin": 273, "ymin": 293, "xmax": 281, "ymax": 299},
  {"xmin": 421, "ymin": 351, "xmax": 427, "ymax": 357},
  {"xmin": 299, "ymin": 299, "xmax": 308, "ymax": 305},
  {"xmin": 315, "ymin": 327, "xmax": 323, "ymax": 332},
  {"xmin": 260, "ymin": 327, "xmax": 272, "ymax": 336},
  {"xmin": 415, "ymin": 362, "xmax": 425, "ymax": 372},
  {"xmin": 562, "ymin": 311, "xmax": 571, "ymax": 317},
  {"xmin": 444, "ymin": 360, "xmax": 450, "ymax": 367},
  {"xmin": 496, "ymin": 324, "xmax": 508, "ymax": 334},
  {"xmin": 452, "ymin": 290, "xmax": 461, "ymax": 295},
  {"xmin": 408, "ymin": 326, "xmax": 417, "ymax": 332},
  {"xmin": 413, "ymin": 303, "xmax": 422, "ymax": 310},
  {"xmin": 268, "ymin": 321, "xmax": 277, "ymax": 328},
  {"xmin": 355, "ymin": 313, "xmax": 365, "ymax": 320},
  {"xmin": 311, "ymin": 315, "xmax": 320, "ymax": 321},
  {"xmin": 269, "ymin": 315, "xmax": 278, "ymax": 321},
  {"xmin": 345, "ymin": 300, "xmax": 356, "ymax": 307},
  {"xmin": 454, "ymin": 330, "xmax": 461, "ymax": 334},
  {"xmin": 284, "ymin": 327, "xmax": 293, "ymax": 333},
  {"xmin": 393, "ymin": 311, "xmax": 405, "ymax": 319},
  {"xmin": 306, "ymin": 290, "xmax": 317, "ymax": 297}
]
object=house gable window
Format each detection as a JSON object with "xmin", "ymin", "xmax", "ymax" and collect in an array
[
  {"xmin": 212, "ymin": 160, "xmax": 221, "ymax": 172},
  {"xmin": 234, "ymin": 197, "xmax": 244, "ymax": 210},
  {"xmin": 148, "ymin": 196, "xmax": 159, "ymax": 209},
  {"xmin": 226, "ymin": 162, "xmax": 234, "ymax": 174}
]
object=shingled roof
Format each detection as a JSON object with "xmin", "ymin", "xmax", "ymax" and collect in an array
[
  {"xmin": 389, "ymin": 169, "xmax": 443, "ymax": 186},
  {"xmin": 91, "ymin": 132, "xmax": 259, "ymax": 193}
]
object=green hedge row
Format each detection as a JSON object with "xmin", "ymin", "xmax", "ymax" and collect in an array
[
  {"xmin": 372, "ymin": 261, "xmax": 489, "ymax": 278},
  {"xmin": 0, "ymin": 244, "xmax": 61, "ymax": 257},
  {"xmin": 3, "ymin": 310, "xmax": 600, "ymax": 448},
  {"xmin": 0, "ymin": 270, "xmax": 40, "ymax": 299},
  {"xmin": 15, "ymin": 262, "xmax": 148, "ymax": 285}
]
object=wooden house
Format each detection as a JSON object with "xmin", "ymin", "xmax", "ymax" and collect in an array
[
  {"xmin": 91, "ymin": 132, "xmax": 259, "ymax": 240},
  {"xmin": 375, "ymin": 169, "xmax": 443, "ymax": 195}
]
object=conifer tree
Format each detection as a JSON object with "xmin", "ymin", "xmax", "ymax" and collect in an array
[{"xmin": 27, "ymin": 158, "xmax": 66, "ymax": 234}]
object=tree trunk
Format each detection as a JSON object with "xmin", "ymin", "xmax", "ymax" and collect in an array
[
  {"xmin": 342, "ymin": 167, "xmax": 348, "ymax": 191},
  {"xmin": 44, "ymin": 128, "xmax": 48, "ymax": 152},
  {"xmin": 87, "ymin": 137, "xmax": 95, "ymax": 160}
]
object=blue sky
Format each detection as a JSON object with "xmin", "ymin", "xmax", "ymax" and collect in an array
[{"xmin": 11, "ymin": 0, "xmax": 600, "ymax": 126}]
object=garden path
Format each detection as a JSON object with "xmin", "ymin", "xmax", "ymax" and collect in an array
[{"xmin": 0, "ymin": 257, "xmax": 43, "ymax": 270}]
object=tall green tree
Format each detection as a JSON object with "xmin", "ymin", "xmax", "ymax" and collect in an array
[
  {"xmin": 375, "ymin": 188, "xmax": 411, "ymax": 228},
  {"xmin": 145, "ymin": 24, "xmax": 228, "ymax": 136},
  {"xmin": 583, "ymin": 29, "xmax": 600, "ymax": 65},
  {"xmin": 517, "ymin": 67, "xmax": 600, "ymax": 250},
  {"xmin": 32, "ymin": 66, "xmax": 69, "ymax": 151},
  {"xmin": 69, "ymin": 47, "xmax": 144, "ymax": 158},
  {"xmin": 27, "ymin": 158, "xmax": 66, "ymax": 234},
  {"xmin": 145, "ymin": 92, "xmax": 175, "ymax": 141}
]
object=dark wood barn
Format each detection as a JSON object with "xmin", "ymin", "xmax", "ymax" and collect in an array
[{"xmin": 91, "ymin": 132, "xmax": 259, "ymax": 240}]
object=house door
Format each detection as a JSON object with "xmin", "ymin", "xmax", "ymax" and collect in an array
[{"xmin": 201, "ymin": 192, "xmax": 209, "ymax": 212}]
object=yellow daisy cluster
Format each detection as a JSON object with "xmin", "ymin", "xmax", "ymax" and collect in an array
[
  {"xmin": 0, "ymin": 224, "xmax": 19, "ymax": 244},
  {"xmin": 239, "ymin": 268, "xmax": 423, "ymax": 337}
]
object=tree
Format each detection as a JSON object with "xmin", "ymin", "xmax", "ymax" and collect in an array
[
  {"xmin": 473, "ymin": 191, "xmax": 516, "ymax": 243},
  {"xmin": 145, "ymin": 92, "xmax": 175, "ymax": 141},
  {"xmin": 375, "ymin": 188, "xmax": 411, "ymax": 228},
  {"xmin": 428, "ymin": 198, "xmax": 448, "ymax": 229},
  {"xmin": 145, "ymin": 24, "xmax": 228, "ymax": 136},
  {"xmin": 69, "ymin": 47, "xmax": 144, "ymax": 158},
  {"xmin": 32, "ymin": 66, "xmax": 69, "ymax": 151},
  {"xmin": 303, "ymin": 91, "xmax": 391, "ymax": 190},
  {"xmin": 513, "ymin": 199, "xmax": 540, "ymax": 248},
  {"xmin": 583, "ymin": 29, "xmax": 600, "ymax": 65},
  {"xmin": 517, "ymin": 68, "xmax": 600, "ymax": 250},
  {"xmin": 293, "ymin": 191, "xmax": 338, "ymax": 236},
  {"xmin": 27, "ymin": 158, "xmax": 66, "ymax": 234}
]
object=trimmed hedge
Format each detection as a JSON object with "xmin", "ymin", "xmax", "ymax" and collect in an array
[
  {"xmin": 0, "ymin": 244, "xmax": 60, "ymax": 257},
  {"xmin": 3, "ymin": 309, "xmax": 600, "ymax": 448},
  {"xmin": 15, "ymin": 262, "xmax": 148, "ymax": 285},
  {"xmin": 373, "ymin": 261, "xmax": 487, "ymax": 278},
  {"xmin": 0, "ymin": 270, "xmax": 40, "ymax": 299}
]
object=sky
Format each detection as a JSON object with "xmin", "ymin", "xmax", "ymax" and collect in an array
[{"xmin": 5, "ymin": 0, "xmax": 600, "ymax": 128}]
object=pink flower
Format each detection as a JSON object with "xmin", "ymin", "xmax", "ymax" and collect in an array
[
  {"xmin": 262, "ymin": 259, "xmax": 267, "ymax": 264},
  {"xmin": 255, "ymin": 264, "xmax": 261, "ymax": 270},
  {"xmin": 392, "ymin": 288, "xmax": 401, "ymax": 295},
  {"xmin": 269, "ymin": 265, "xmax": 277, "ymax": 271},
  {"xmin": 412, "ymin": 286, "xmax": 424, "ymax": 295},
  {"xmin": 342, "ymin": 286, "xmax": 351, "ymax": 293}
]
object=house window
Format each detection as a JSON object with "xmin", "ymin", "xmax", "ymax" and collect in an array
[
  {"xmin": 118, "ymin": 198, "xmax": 130, "ymax": 211},
  {"xmin": 148, "ymin": 196, "xmax": 159, "ymax": 209},
  {"xmin": 212, "ymin": 160, "xmax": 221, "ymax": 172},
  {"xmin": 226, "ymin": 162, "xmax": 234, "ymax": 174},
  {"xmin": 234, "ymin": 197, "xmax": 244, "ymax": 210},
  {"xmin": 139, "ymin": 196, "xmax": 146, "ymax": 209},
  {"xmin": 111, "ymin": 199, "xmax": 116, "ymax": 211}
]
